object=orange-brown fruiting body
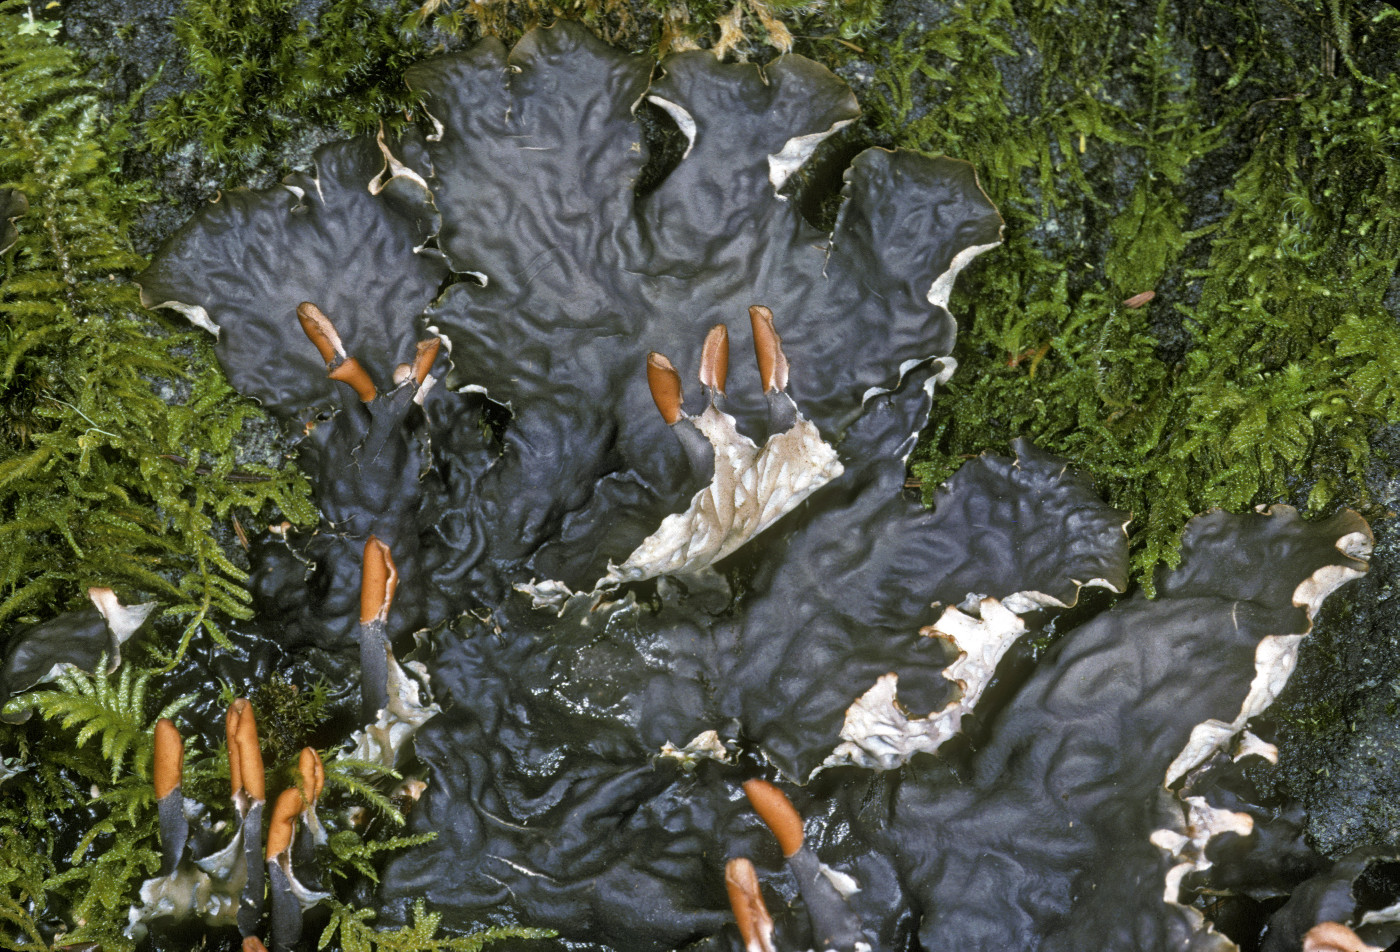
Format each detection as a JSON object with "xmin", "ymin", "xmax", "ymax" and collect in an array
[
  {"xmin": 1302, "ymin": 922, "xmax": 1383, "ymax": 952},
  {"xmin": 749, "ymin": 306, "xmax": 789, "ymax": 394},
  {"xmin": 266, "ymin": 787, "xmax": 304, "ymax": 860},
  {"xmin": 153, "ymin": 718, "xmax": 184, "ymax": 800},
  {"xmin": 360, "ymin": 536, "xmax": 399, "ymax": 625},
  {"xmin": 647, "ymin": 353, "xmax": 684, "ymax": 425},
  {"xmin": 701, "ymin": 324, "xmax": 729, "ymax": 394},
  {"xmin": 725, "ymin": 857, "xmax": 775, "ymax": 952},
  {"xmin": 329, "ymin": 357, "xmax": 377, "ymax": 402},
  {"xmin": 413, "ymin": 337, "xmax": 442, "ymax": 385},
  {"xmin": 295, "ymin": 302, "xmax": 342, "ymax": 364},
  {"xmin": 227, "ymin": 698, "xmax": 266, "ymax": 801},
  {"xmin": 742, "ymin": 779, "xmax": 804, "ymax": 857},
  {"xmin": 298, "ymin": 747, "xmax": 325, "ymax": 806}
]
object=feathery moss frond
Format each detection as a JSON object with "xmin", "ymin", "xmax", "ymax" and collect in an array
[
  {"xmin": 320, "ymin": 898, "xmax": 555, "ymax": 952},
  {"xmin": 323, "ymin": 756, "xmax": 412, "ymax": 823},
  {"xmin": 327, "ymin": 830, "xmax": 438, "ymax": 884},
  {"xmin": 143, "ymin": 0, "xmax": 438, "ymax": 174},
  {"xmin": 2, "ymin": 655, "xmax": 195, "ymax": 783},
  {"xmin": 0, "ymin": 0, "xmax": 315, "ymax": 654}
]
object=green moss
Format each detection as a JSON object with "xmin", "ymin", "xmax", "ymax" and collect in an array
[
  {"xmin": 0, "ymin": 1, "xmax": 316, "ymax": 655},
  {"xmin": 867, "ymin": 0, "xmax": 1400, "ymax": 589},
  {"xmin": 320, "ymin": 898, "xmax": 555, "ymax": 952},
  {"xmin": 7, "ymin": 0, "xmax": 1399, "ymax": 943},
  {"xmin": 0, "ymin": 659, "xmax": 531, "ymax": 952},
  {"xmin": 245, "ymin": 673, "xmax": 333, "ymax": 765},
  {"xmin": 410, "ymin": 0, "xmax": 882, "ymax": 53},
  {"xmin": 0, "ymin": 662, "xmax": 191, "ymax": 951},
  {"xmin": 144, "ymin": 0, "xmax": 441, "ymax": 172}
]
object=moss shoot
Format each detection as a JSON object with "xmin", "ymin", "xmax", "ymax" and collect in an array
[{"xmin": 0, "ymin": 1, "xmax": 316, "ymax": 655}]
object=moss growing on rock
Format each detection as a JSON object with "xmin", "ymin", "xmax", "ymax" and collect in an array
[
  {"xmin": 0, "ymin": 1, "xmax": 315, "ymax": 655},
  {"xmin": 142, "ymin": 0, "xmax": 447, "ymax": 172},
  {"xmin": 845, "ymin": 0, "xmax": 1400, "ymax": 587},
  {"xmin": 125, "ymin": 0, "xmax": 885, "ymax": 190}
]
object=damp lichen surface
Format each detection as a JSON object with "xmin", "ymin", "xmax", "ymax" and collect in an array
[
  {"xmin": 106, "ymin": 19, "xmax": 1396, "ymax": 952},
  {"xmin": 3, "ymin": 2, "xmax": 1400, "ymax": 951}
]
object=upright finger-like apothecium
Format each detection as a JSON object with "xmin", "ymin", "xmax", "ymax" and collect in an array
[
  {"xmin": 296, "ymin": 746, "xmax": 327, "ymax": 846},
  {"xmin": 328, "ymin": 358, "xmax": 377, "ymax": 403},
  {"xmin": 228, "ymin": 699, "xmax": 267, "ymax": 803},
  {"xmin": 742, "ymin": 780, "xmax": 803, "ymax": 857},
  {"xmin": 392, "ymin": 336, "xmax": 444, "ymax": 408},
  {"xmin": 646, "ymin": 353, "xmax": 715, "ymax": 477},
  {"xmin": 1302, "ymin": 922, "xmax": 1383, "ymax": 952},
  {"xmin": 227, "ymin": 698, "xmax": 268, "ymax": 938},
  {"xmin": 700, "ymin": 324, "xmax": 729, "ymax": 398},
  {"xmin": 266, "ymin": 788, "xmax": 306, "ymax": 952},
  {"xmin": 749, "ymin": 306, "xmax": 795, "ymax": 433},
  {"xmin": 153, "ymin": 718, "xmax": 188, "ymax": 876},
  {"xmin": 725, "ymin": 857, "xmax": 776, "ymax": 952},
  {"xmin": 360, "ymin": 536, "xmax": 399, "ymax": 723},
  {"xmin": 298, "ymin": 301, "xmax": 376, "ymax": 403},
  {"xmin": 298, "ymin": 747, "xmax": 325, "ymax": 807},
  {"xmin": 266, "ymin": 789, "xmax": 301, "ymax": 861},
  {"xmin": 748, "ymin": 306, "xmax": 788, "ymax": 395},
  {"xmin": 411, "ymin": 337, "xmax": 441, "ymax": 387},
  {"xmin": 743, "ymin": 779, "xmax": 864, "ymax": 952},
  {"xmin": 294, "ymin": 301, "xmax": 345, "ymax": 365},
  {"xmin": 647, "ymin": 353, "xmax": 685, "ymax": 425}
]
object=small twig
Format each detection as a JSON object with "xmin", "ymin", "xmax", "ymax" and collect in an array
[
  {"xmin": 232, "ymin": 514, "xmax": 250, "ymax": 552},
  {"xmin": 791, "ymin": 34, "xmax": 866, "ymax": 53}
]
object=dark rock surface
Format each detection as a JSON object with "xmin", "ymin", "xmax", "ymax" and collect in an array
[{"xmin": 1255, "ymin": 441, "xmax": 1400, "ymax": 860}]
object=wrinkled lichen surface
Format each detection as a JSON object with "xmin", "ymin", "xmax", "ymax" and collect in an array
[
  {"xmin": 108, "ymin": 19, "xmax": 1396, "ymax": 952},
  {"xmin": 3, "ymin": 1, "xmax": 1400, "ymax": 951}
]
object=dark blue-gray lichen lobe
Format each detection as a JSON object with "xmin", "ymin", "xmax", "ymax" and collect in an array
[{"xmin": 127, "ymin": 20, "xmax": 1390, "ymax": 952}]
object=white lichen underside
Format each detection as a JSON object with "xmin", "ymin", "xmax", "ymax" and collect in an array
[
  {"xmin": 1151, "ymin": 518, "xmax": 1373, "ymax": 952},
  {"xmin": 30, "ymin": 588, "xmax": 156, "ymax": 693},
  {"xmin": 1146, "ymin": 792, "xmax": 1257, "ymax": 952},
  {"xmin": 1164, "ymin": 527, "xmax": 1371, "ymax": 787},
  {"xmin": 601, "ymin": 403, "xmax": 843, "ymax": 588},
  {"xmin": 1150, "ymin": 795, "xmax": 1255, "ymax": 905},
  {"xmin": 658, "ymin": 729, "xmax": 731, "ymax": 767},
  {"xmin": 347, "ymin": 654, "xmax": 441, "ymax": 768},
  {"xmin": 128, "ymin": 828, "xmax": 241, "ymax": 936},
  {"xmin": 129, "ymin": 866, "xmax": 239, "ymax": 933},
  {"xmin": 821, "ymin": 597, "xmax": 1026, "ymax": 774},
  {"xmin": 767, "ymin": 117, "xmax": 856, "ymax": 192}
]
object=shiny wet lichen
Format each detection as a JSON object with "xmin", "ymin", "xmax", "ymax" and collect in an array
[{"xmin": 4, "ymin": 0, "xmax": 1400, "ymax": 950}]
